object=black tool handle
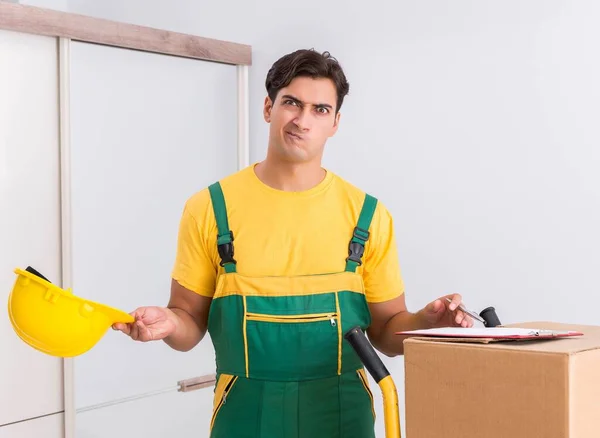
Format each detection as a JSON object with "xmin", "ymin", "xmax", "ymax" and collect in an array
[
  {"xmin": 344, "ymin": 326, "xmax": 390, "ymax": 383},
  {"xmin": 479, "ymin": 306, "xmax": 502, "ymax": 327}
]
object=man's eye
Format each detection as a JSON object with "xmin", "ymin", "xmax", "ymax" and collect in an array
[
  {"xmin": 317, "ymin": 107, "xmax": 329, "ymax": 114},
  {"xmin": 284, "ymin": 100, "xmax": 298, "ymax": 106}
]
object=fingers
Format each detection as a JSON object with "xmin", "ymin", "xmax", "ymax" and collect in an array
[
  {"xmin": 130, "ymin": 308, "xmax": 146, "ymax": 324},
  {"xmin": 130, "ymin": 320, "xmax": 140, "ymax": 340},
  {"xmin": 126, "ymin": 319, "xmax": 154, "ymax": 342},
  {"xmin": 111, "ymin": 307, "xmax": 170, "ymax": 343},
  {"xmin": 112, "ymin": 308, "xmax": 145, "ymax": 340},
  {"xmin": 112, "ymin": 322, "xmax": 131, "ymax": 335},
  {"xmin": 446, "ymin": 293, "xmax": 462, "ymax": 312},
  {"xmin": 453, "ymin": 310, "xmax": 473, "ymax": 327},
  {"xmin": 445, "ymin": 294, "xmax": 475, "ymax": 327}
]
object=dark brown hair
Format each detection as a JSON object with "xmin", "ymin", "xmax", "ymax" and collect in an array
[{"xmin": 265, "ymin": 49, "xmax": 350, "ymax": 113}]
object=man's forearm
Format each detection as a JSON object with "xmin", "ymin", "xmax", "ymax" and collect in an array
[
  {"xmin": 163, "ymin": 307, "xmax": 207, "ymax": 352},
  {"xmin": 369, "ymin": 310, "xmax": 430, "ymax": 357}
]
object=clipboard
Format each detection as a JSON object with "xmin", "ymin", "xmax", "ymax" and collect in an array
[{"xmin": 396, "ymin": 327, "xmax": 584, "ymax": 343}]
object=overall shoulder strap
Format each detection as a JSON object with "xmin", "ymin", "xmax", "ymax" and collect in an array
[
  {"xmin": 208, "ymin": 182, "xmax": 237, "ymax": 273},
  {"xmin": 345, "ymin": 193, "xmax": 378, "ymax": 272}
]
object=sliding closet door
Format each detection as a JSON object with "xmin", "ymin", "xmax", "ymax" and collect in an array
[
  {"xmin": 0, "ymin": 413, "xmax": 64, "ymax": 438},
  {"xmin": 0, "ymin": 29, "xmax": 63, "ymax": 429},
  {"xmin": 68, "ymin": 40, "xmax": 238, "ymax": 436}
]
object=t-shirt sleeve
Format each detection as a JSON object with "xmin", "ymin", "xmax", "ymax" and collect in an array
[
  {"xmin": 362, "ymin": 202, "xmax": 405, "ymax": 303},
  {"xmin": 171, "ymin": 199, "xmax": 217, "ymax": 297}
]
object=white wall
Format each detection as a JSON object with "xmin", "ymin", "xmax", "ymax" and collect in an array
[
  {"xmin": 0, "ymin": 29, "xmax": 64, "ymax": 432},
  {"xmin": 18, "ymin": 0, "xmax": 68, "ymax": 10},
  {"xmin": 18, "ymin": 1, "xmax": 600, "ymax": 436},
  {"xmin": 66, "ymin": 39, "xmax": 238, "ymax": 437}
]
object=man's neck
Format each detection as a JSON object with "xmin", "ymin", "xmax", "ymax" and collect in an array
[{"xmin": 254, "ymin": 157, "xmax": 326, "ymax": 192}]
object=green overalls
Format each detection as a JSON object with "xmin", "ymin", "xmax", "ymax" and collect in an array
[{"xmin": 206, "ymin": 182, "xmax": 378, "ymax": 438}]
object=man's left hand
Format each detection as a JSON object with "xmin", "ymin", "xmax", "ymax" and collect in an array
[{"xmin": 419, "ymin": 293, "xmax": 474, "ymax": 328}]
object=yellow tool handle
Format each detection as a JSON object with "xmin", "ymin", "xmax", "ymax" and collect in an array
[
  {"xmin": 379, "ymin": 375, "xmax": 401, "ymax": 438},
  {"xmin": 344, "ymin": 326, "xmax": 402, "ymax": 438}
]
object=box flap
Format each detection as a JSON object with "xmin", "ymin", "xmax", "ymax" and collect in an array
[{"xmin": 403, "ymin": 321, "xmax": 600, "ymax": 354}]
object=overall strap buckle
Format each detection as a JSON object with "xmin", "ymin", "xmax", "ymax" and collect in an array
[
  {"xmin": 217, "ymin": 231, "xmax": 236, "ymax": 267},
  {"xmin": 209, "ymin": 182, "xmax": 237, "ymax": 273},
  {"xmin": 346, "ymin": 227, "xmax": 370, "ymax": 266},
  {"xmin": 345, "ymin": 194, "xmax": 378, "ymax": 272}
]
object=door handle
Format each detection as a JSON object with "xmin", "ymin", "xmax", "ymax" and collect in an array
[{"xmin": 178, "ymin": 374, "xmax": 217, "ymax": 393}]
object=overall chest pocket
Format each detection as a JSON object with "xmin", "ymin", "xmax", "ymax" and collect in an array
[{"xmin": 244, "ymin": 302, "xmax": 341, "ymax": 381}]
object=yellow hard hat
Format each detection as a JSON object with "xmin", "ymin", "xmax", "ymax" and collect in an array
[{"xmin": 7, "ymin": 266, "xmax": 134, "ymax": 357}]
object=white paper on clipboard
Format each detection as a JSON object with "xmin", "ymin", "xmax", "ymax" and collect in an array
[{"xmin": 396, "ymin": 327, "xmax": 583, "ymax": 340}]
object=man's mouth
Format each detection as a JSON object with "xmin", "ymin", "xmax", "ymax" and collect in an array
[{"xmin": 286, "ymin": 131, "xmax": 303, "ymax": 140}]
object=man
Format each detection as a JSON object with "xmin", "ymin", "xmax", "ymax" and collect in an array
[{"xmin": 114, "ymin": 49, "xmax": 473, "ymax": 438}]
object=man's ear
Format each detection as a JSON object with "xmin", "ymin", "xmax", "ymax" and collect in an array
[
  {"xmin": 263, "ymin": 96, "xmax": 273, "ymax": 123},
  {"xmin": 334, "ymin": 111, "xmax": 341, "ymax": 127},
  {"xmin": 330, "ymin": 111, "xmax": 341, "ymax": 137}
]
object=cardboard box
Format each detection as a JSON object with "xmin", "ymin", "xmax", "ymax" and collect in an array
[{"xmin": 404, "ymin": 322, "xmax": 600, "ymax": 438}]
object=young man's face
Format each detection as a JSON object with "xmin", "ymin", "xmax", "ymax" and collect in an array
[{"xmin": 264, "ymin": 76, "xmax": 340, "ymax": 164}]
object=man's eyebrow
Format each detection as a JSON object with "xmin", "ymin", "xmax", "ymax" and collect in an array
[{"xmin": 280, "ymin": 94, "xmax": 333, "ymax": 109}]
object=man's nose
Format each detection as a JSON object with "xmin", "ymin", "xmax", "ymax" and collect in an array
[{"xmin": 293, "ymin": 108, "xmax": 311, "ymax": 131}]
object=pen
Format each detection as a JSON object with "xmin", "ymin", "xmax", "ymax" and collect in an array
[{"xmin": 445, "ymin": 297, "xmax": 487, "ymax": 324}]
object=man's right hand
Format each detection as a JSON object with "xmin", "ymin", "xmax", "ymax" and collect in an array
[
  {"xmin": 112, "ymin": 306, "xmax": 177, "ymax": 342},
  {"xmin": 111, "ymin": 280, "xmax": 211, "ymax": 352}
]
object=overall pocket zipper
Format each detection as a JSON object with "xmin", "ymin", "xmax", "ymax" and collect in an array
[
  {"xmin": 210, "ymin": 375, "xmax": 238, "ymax": 429},
  {"xmin": 246, "ymin": 312, "xmax": 338, "ymax": 326},
  {"xmin": 220, "ymin": 376, "xmax": 237, "ymax": 405}
]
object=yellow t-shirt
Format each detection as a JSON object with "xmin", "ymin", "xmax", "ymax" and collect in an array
[{"xmin": 171, "ymin": 164, "xmax": 404, "ymax": 303}]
